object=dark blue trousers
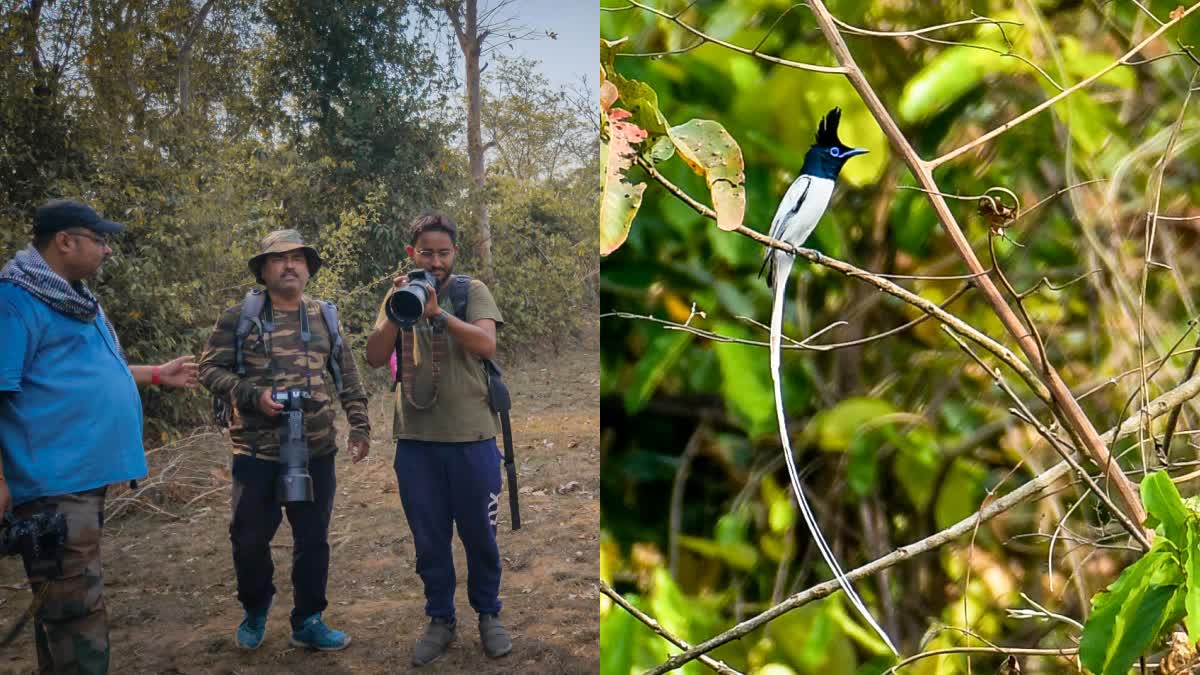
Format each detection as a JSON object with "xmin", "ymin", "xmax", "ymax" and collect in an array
[
  {"xmin": 229, "ymin": 451, "xmax": 336, "ymax": 630},
  {"xmin": 394, "ymin": 438, "xmax": 503, "ymax": 619}
]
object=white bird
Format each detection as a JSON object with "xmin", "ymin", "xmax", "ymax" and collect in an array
[{"xmin": 760, "ymin": 107, "xmax": 897, "ymax": 655}]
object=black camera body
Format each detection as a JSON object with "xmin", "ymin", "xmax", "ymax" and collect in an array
[
  {"xmin": 0, "ymin": 512, "xmax": 67, "ymax": 562},
  {"xmin": 385, "ymin": 269, "xmax": 437, "ymax": 328},
  {"xmin": 273, "ymin": 388, "xmax": 314, "ymax": 504}
]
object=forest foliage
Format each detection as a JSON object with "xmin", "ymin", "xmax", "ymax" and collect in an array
[
  {"xmin": 600, "ymin": 0, "xmax": 1200, "ymax": 673},
  {"xmin": 0, "ymin": 0, "xmax": 598, "ymax": 432}
]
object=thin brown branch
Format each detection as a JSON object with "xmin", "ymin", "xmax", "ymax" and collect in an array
[
  {"xmin": 929, "ymin": 2, "xmax": 1200, "ymax": 168},
  {"xmin": 942, "ymin": 326, "xmax": 1151, "ymax": 550},
  {"xmin": 807, "ymin": 0, "xmax": 1149, "ymax": 529},
  {"xmin": 884, "ymin": 646, "xmax": 1078, "ymax": 674},
  {"xmin": 599, "ymin": 580, "xmax": 743, "ymax": 675},
  {"xmin": 646, "ymin": 364, "xmax": 1200, "ymax": 672},
  {"xmin": 614, "ymin": 0, "xmax": 847, "ymax": 74},
  {"xmin": 634, "ymin": 154, "xmax": 1055, "ymax": 405}
]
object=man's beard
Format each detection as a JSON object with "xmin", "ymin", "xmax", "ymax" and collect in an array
[{"xmin": 432, "ymin": 262, "xmax": 454, "ymax": 287}]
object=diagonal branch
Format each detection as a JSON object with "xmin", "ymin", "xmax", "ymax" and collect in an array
[
  {"xmin": 613, "ymin": 0, "xmax": 847, "ymax": 74},
  {"xmin": 644, "ymin": 368, "xmax": 1200, "ymax": 673},
  {"xmin": 633, "ymin": 156, "xmax": 1054, "ymax": 406},
  {"xmin": 599, "ymin": 580, "xmax": 742, "ymax": 675},
  {"xmin": 929, "ymin": 2, "xmax": 1200, "ymax": 168},
  {"xmin": 806, "ymin": 0, "xmax": 1149, "ymax": 529}
]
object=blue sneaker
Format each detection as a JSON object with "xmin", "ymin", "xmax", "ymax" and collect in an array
[
  {"xmin": 236, "ymin": 601, "xmax": 271, "ymax": 650},
  {"xmin": 290, "ymin": 613, "xmax": 351, "ymax": 651}
]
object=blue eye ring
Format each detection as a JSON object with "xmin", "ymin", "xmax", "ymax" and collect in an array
[{"xmin": 829, "ymin": 147, "xmax": 841, "ymax": 157}]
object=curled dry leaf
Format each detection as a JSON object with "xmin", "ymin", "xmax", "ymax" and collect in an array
[{"xmin": 1161, "ymin": 631, "xmax": 1197, "ymax": 675}]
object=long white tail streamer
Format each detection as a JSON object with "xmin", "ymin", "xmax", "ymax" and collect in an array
[{"xmin": 769, "ymin": 251, "xmax": 899, "ymax": 655}]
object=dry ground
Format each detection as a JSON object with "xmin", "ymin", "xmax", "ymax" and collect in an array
[{"xmin": 0, "ymin": 334, "xmax": 599, "ymax": 674}]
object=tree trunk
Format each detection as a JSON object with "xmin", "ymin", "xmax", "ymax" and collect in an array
[
  {"xmin": 177, "ymin": 0, "xmax": 218, "ymax": 115},
  {"xmin": 445, "ymin": 0, "xmax": 493, "ymax": 284}
]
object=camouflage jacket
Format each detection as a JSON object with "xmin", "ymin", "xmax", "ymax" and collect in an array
[{"xmin": 198, "ymin": 295, "xmax": 370, "ymax": 460}]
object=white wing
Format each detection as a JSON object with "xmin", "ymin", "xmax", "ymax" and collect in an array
[{"xmin": 768, "ymin": 175, "xmax": 812, "ymax": 242}]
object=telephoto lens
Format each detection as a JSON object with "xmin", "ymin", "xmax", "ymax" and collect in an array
[
  {"xmin": 385, "ymin": 270, "xmax": 435, "ymax": 327},
  {"xmin": 273, "ymin": 389, "xmax": 314, "ymax": 503}
]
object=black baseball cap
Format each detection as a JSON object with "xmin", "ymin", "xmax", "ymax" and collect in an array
[{"xmin": 32, "ymin": 199, "xmax": 124, "ymax": 235}]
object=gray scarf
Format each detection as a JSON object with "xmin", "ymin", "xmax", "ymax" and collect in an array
[{"xmin": 0, "ymin": 245, "xmax": 126, "ymax": 363}]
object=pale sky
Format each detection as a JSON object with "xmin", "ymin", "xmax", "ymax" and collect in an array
[{"xmin": 504, "ymin": 0, "xmax": 597, "ymax": 91}]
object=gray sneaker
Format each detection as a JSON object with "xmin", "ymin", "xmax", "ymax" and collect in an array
[
  {"xmin": 412, "ymin": 617, "xmax": 456, "ymax": 667},
  {"xmin": 479, "ymin": 613, "xmax": 512, "ymax": 658}
]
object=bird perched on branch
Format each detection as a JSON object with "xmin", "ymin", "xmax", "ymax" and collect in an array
[{"xmin": 760, "ymin": 108, "xmax": 898, "ymax": 654}]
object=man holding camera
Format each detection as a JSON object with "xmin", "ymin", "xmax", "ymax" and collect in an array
[
  {"xmin": 0, "ymin": 199, "xmax": 199, "ymax": 674},
  {"xmin": 365, "ymin": 212, "xmax": 512, "ymax": 666},
  {"xmin": 198, "ymin": 229, "xmax": 369, "ymax": 652}
]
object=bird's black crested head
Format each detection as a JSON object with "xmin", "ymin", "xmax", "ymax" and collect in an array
[
  {"xmin": 801, "ymin": 107, "xmax": 869, "ymax": 179},
  {"xmin": 815, "ymin": 107, "xmax": 843, "ymax": 148}
]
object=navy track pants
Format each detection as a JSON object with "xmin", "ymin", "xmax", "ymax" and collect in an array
[{"xmin": 394, "ymin": 438, "xmax": 503, "ymax": 618}]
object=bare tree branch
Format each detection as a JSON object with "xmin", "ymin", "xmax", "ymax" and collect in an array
[
  {"xmin": 805, "ymin": 0, "xmax": 1149, "ymax": 528},
  {"xmin": 599, "ymin": 580, "xmax": 743, "ymax": 675}
]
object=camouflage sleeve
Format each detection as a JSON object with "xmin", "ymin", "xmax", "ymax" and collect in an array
[
  {"xmin": 198, "ymin": 305, "xmax": 261, "ymax": 413},
  {"xmin": 336, "ymin": 324, "xmax": 371, "ymax": 443}
]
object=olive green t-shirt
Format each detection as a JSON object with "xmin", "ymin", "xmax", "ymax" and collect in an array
[{"xmin": 373, "ymin": 278, "xmax": 504, "ymax": 442}]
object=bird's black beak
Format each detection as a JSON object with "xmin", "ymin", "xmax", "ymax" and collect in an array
[{"xmin": 843, "ymin": 148, "xmax": 870, "ymax": 158}]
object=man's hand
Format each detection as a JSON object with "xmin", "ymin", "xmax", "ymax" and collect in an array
[
  {"xmin": 349, "ymin": 436, "xmax": 369, "ymax": 463},
  {"xmin": 257, "ymin": 388, "xmax": 284, "ymax": 417},
  {"xmin": 158, "ymin": 355, "xmax": 199, "ymax": 388},
  {"xmin": 0, "ymin": 479, "xmax": 10, "ymax": 517},
  {"xmin": 422, "ymin": 282, "xmax": 440, "ymax": 319},
  {"xmin": 391, "ymin": 273, "xmax": 441, "ymax": 319}
]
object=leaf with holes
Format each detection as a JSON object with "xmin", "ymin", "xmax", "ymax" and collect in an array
[
  {"xmin": 600, "ymin": 107, "xmax": 648, "ymax": 256},
  {"xmin": 667, "ymin": 120, "xmax": 746, "ymax": 231}
]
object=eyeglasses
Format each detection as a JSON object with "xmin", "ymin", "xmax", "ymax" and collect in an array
[
  {"xmin": 415, "ymin": 249, "xmax": 454, "ymax": 260},
  {"xmin": 66, "ymin": 230, "xmax": 110, "ymax": 248}
]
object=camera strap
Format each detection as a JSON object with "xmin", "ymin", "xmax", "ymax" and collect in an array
[
  {"xmin": 399, "ymin": 323, "xmax": 446, "ymax": 410},
  {"xmin": 261, "ymin": 293, "xmax": 315, "ymax": 398}
]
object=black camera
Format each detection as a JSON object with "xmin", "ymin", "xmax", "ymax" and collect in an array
[
  {"xmin": 273, "ymin": 388, "xmax": 314, "ymax": 504},
  {"xmin": 0, "ymin": 512, "xmax": 67, "ymax": 561},
  {"xmin": 385, "ymin": 269, "xmax": 437, "ymax": 328}
]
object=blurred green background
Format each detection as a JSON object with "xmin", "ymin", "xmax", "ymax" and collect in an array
[{"xmin": 599, "ymin": 0, "xmax": 1200, "ymax": 673}]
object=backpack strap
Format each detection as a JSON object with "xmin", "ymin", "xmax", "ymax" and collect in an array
[
  {"xmin": 233, "ymin": 289, "xmax": 267, "ymax": 376},
  {"xmin": 317, "ymin": 300, "xmax": 345, "ymax": 394},
  {"xmin": 449, "ymin": 274, "xmax": 471, "ymax": 322}
]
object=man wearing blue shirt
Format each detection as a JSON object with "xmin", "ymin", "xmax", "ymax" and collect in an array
[{"xmin": 0, "ymin": 199, "xmax": 198, "ymax": 675}]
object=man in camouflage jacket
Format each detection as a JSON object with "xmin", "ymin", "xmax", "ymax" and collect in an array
[{"xmin": 198, "ymin": 229, "xmax": 369, "ymax": 652}]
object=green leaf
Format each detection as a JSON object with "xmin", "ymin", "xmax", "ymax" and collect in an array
[
  {"xmin": 934, "ymin": 459, "xmax": 987, "ymax": 530},
  {"xmin": 677, "ymin": 534, "xmax": 759, "ymax": 571},
  {"xmin": 767, "ymin": 596, "xmax": 858, "ymax": 673},
  {"xmin": 600, "ymin": 591, "xmax": 637, "ymax": 675},
  {"xmin": 805, "ymin": 397, "xmax": 897, "ymax": 452},
  {"xmin": 667, "ymin": 119, "xmax": 746, "ymax": 231},
  {"xmin": 603, "ymin": 66, "xmax": 671, "ymax": 141},
  {"xmin": 847, "ymin": 430, "xmax": 882, "ymax": 498},
  {"xmin": 715, "ymin": 507, "xmax": 752, "ymax": 545},
  {"xmin": 1080, "ymin": 550, "xmax": 1174, "ymax": 675},
  {"xmin": 1187, "ymin": 521, "xmax": 1200, "ymax": 644},
  {"xmin": 623, "ymin": 330, "xmax": 693, "ymax": 413},
  {"xmin": 1106, "ymin": 583, "xmax": 1177, "ymax": 675},
  {"xmin": 899, "ymin": 46, "xmax": 1021, "ymax": 124},
  {"xmin": 712, "ymin": 323, "xmax": 777, "ymax": 437},
  {"xmin": 769, "ymin": 499, "xmax": 797, "ymax": 535},
  {"xmin": 1059, "ymin": 36, "xmax": 1136, "ymax": 89},
  {"xmin": 1142, "ymin": 470, "xmax": 1189, "ymax": 545}
]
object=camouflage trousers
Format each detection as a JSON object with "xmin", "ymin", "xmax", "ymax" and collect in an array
[{"xmin": 15, "ymin": 487, "xmax": 109, "ymax": 675}]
